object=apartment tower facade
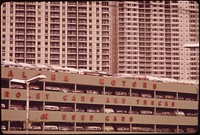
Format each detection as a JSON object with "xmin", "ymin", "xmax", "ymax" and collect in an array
[{"xmin": 1, "ymin": 1, "xmax": 199, "ymax": 80}]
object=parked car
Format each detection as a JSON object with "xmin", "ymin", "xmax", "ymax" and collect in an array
[
  {"xmin": 76, "ymin": 109, "xmax": 85, "ymax": 112},
  {"xmin": 87, "ymin": 108, "xmax": 100, "ymax": 113},
  {"xmin": 59, "ymin": 88, "xmax": 72, "ymax": 93},
  {"xmin": 1, "ymin": 61, "xmax": 19, "ymax": 68},
  {"xmin": 45, "ymin": 105, "xmax": 59, "ymax": 111},
  {"xmin": 132, "ymin": 93, "xmax": 140, "ymax": 97},
  {"xmin": 161, "ymin": 111, "xmax": 171, "ymax": 116},
  {"xmin": 29, "ymin": 85, "xmax": 40, "ymax": 90},
  {"xmin": 104, "ymin": 91, "xmax": 113, "ymax": 95},
  {"xmin": 141, "ymin": 127, "xmax": 154, "ymax": 132},
  {"xmin": 30, "ymin": 125, "xmax": 42, "ymax": 130},
  {"xmin": 32, "ymin": 64, "xmax": 48, "ymax": 71},
  {"xmin": 10, "ymin": 104, "xmax": 24, "ymax": 110},
  {"xmin": 62, "ymin": 67, "xmax": 84, "ymax": 74},
  {"xmin": 104, "ymin": 108, "xmax": 115, "ymax": 113},
  {"xmin": 25, "ymin": 106, "xmax": 40, "ymax": 111},
  {"xmin": 132, "ymin": 126, "xmax": 142, "ymax": 132},
  {"xmin": 104, "ymin": 126, "xmax": 115, "ymax": 132},
  {"xmin": 47, "ymin": 65, "xmax": 64, "ymax": 72},
  {"xmin": 85, "ymin": 126, "xmax": 102, "ymax": 131},
  {"xmin": 10, "ymin": 126, "xmax": 23, "ymax": 130},
  {"xmin": 175, "ymin": 111, "xmax": 185, "ymax": 116},
  {"xmin": 45, "ymin": 86, "xmax": 60, "ymax": 92},
  {"xmin": 115, "ymin": 110, "xmax": 127, "ymax": 114},
  {"xmin": 11, "ymin": 84, "xmax": 24, "ymax": 89},
  {"xmin": 44, "ymin": 125, "xmax": 58, "ymax": 131},
  {"xmin": 115, "ymin": 91, "xmax": 127, "ymax": 96},
  {"xmin": 1, "ymin": 125, "xmax": 6, "ymax": 130},
  {"xmin": 178, "ymin": 97, "xmax": 185, "ymax": 100},
  {"xmin": 156, "ymin": 95, "xmax": 164, "ymax": 99},
  {"xmin": 164, "ymin": 95, "xmax": 175, "ymax": 100},
  {"xmin": 140, "ymin": 110, "xmax": 153, "ymax": 115},
  {"xmin": 116, "ymin": 127, "xmax": 130, "ymax": 131},
  {"xmin": 1, "ymin": 103, "xmax": 5, "ymax": 109},
  {"xmin": 75, "ymin": 126, "xmax": 84, "ymax": 131},
  {"xmin": 58, "ymin": 126, "xmax": 73, "ymax": 131},
  {"xmin": 129, "ymin": 110, "xmax": 139, "ymax": 114},
  {"xmin": 86, "ymin": 90, "xmax": 99, "ymax": 94},
  {"xmin": 141, "ymin": 93, "xmax": 152, "ymax": 98},
  {"xmin": 17, "ymin": 63, "xmax": 35, "ymax": 70},
  {"xmin": 59, "ymin": 106, "xmax": 74, "ymax": 112}
]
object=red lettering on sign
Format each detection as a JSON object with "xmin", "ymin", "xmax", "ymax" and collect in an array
[
  {"xmin": 113, "ymin": 116, "xmax": 117, "ymax": 121},
  {"xmin": 99, "ymin": 79, "xmax": 104, "ymax": 85},
  {"xmin": 121, "ymin": 116, "xmax": 125, "ymax": 121},
  {"xmin": 16, "ymin": 92, "xmax": 21, "ymax": 98},
  {"xmin": 165, "ymin": 101, "xmax": 168, "ymax": 106},
  {"xmin": 111, "ymin": 80, "xmax": 116, "ymax": 86},
  {"xmin": 62, "ymin": 114, "xmax": 67, "ymax": 120},
  {"xmin": 5, "ymin": 91, "xmax": 9, "ymax": 97},
  {"xmin": 143, "ymin": 100, "xmax": 147, "ymax": 105},
  {"xmin": 90, "ymin": 96, "xmax": 94, "ymax": 102},
  {"xmin": 81, "ymin": 96, "xmax": 85, "ymax": 102},
  {"xmin": 132, "ymin": 82, "xmax": 136, "ymax": 87},
  {"xmin": 171, "ymin": 102, "xmax": 175, "ymax": 107},
  {"xmin": 122, "ymin": 80, "xmax": 126, "ymax": 87},
  {"xmin": 72, "ymin": 115, "xmax": 76, "ymax": 120},
  {"xmin": 129, "ymin": 116, "xmax": 133, "ymax": 122},
  {"xmin": 64, "ymin": 75, "xmax": 68, "ymax": 82},
  {"xmin": 122, "ymin": 98, "xmax": 126, "ymax": 104},
  {"xmin": 89, "ymin": 115, "xmax": 93, "ymax": 121},
  {"xmin": 153, "ymin": 83, "xmax": 157, "ymax": 89},
  {"xmin": 81, "ymin": 115, "xmax": 85, "ymax": 121},
  {"xmin": 158, "ymin": 101, "xmax": 162, "ymax": 106},
  {"xmin": 51, "ymin": 74, "xmax": 56, "ymax": 81},
  {"xmin": 40, "ymin": 113, "xmax": 48, "ymax": 120},
  {"xmin": 151, "ymin": 100, "xmax": 154, "ymax": 105},
  {"xmin": 72, "ymin": 96, "xmax": 76, "ymax": 101},
  {"xmin": 143, "ymin": 82, "xmax": 147, "ymax": 88},
  {"xmin": 8, "ymin": 70, "xmax": 13, "ymax": 77},
  {"xmin": 105, "ymin": 116, "xmax": 109, "ymax": 121},
  {"xmin": 114, "ymin": 98, "xmax": 118, "ymax": 103},
  {"xmin": 136, "ymin": 99, "xmax": 140, "ymax": 104},
  {"xmin": 45, "ymin": 94, "xmax": 49, "ymax": 100},
  {"xmin": 36, "ymin": 93, "xmax": 40, "ymax": 99},
  {"xmin": 63, "ymin": 95, "xmax": 67, "ymax": 101},
  {"xmin": 22, "ymin": 71, "xmax": 27, "ymax": 79},
  {"xmin": 106, "ymin": 97, "xmax": 110, "ymax": 103}
]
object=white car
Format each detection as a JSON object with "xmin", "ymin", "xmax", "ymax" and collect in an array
[
  {"xmin": 87, "ymin": 108, "xmax": 100, "ymax": 113},
  {"xmin": 86, "ymin": 90, "xmax": 99, "ymax": 94},
  {"xmin": 44, "ymin": 125, "xmax": 58, "ymax": 131},
  {"xmin": 11, "ymin": 84, "xmax": 24, "ymax": 89},
  {"xmin": 29, "ymin": 85, "xmax": 40, "ymax": 90},
  {"xmin": 115, "ymin": 91, "xmax": 127, "ymax": 96},
  {"xmin": 104, "ymin": 108, "xmax": 115, "ymax": 113},
  {"xmin": 47, "ymin": 65, "xmax": 64, "ymax": 72},
  {"xmin": 10, "ymin": 105, "xmax": 24, "ymax": 110},
  {"xmin": 85, "ymin": 126, "xmax": 102, "ymax": 131},
  {"xmin": 32, "ymin": 64, "xmax": 48, "ymax": 71},
  {"xmin": 58, "ymin": 126, "xmax": 73, "ymax": 131},
  {"xmin": 17, "ymin": 63, "xmax": 35, "ymax": 70},
  {"xmin": 30, "ymin": 125, "xmax": 42, "ymax": 130},
  {"xmin": 45, "ymin": 105, "xmax": 59, "ymax": 111},
  {"xmin": 104, "ymin": 126, "xmax": 114, "ymax": 132},
  {"xmin": 116, "ymin": 127, "xmax": 130, "ymax": 131},
  {"xmin": 1, "ymin": 61, "xmax": 19, "ymax": 68},
  {"xmin": 62, "ymin": 67, "xmax": 84, "ymax": 74},
  {"xmin": 1, "ymin": 125, "xmax": 6, "ymax": 130},
  {"xmin": 1, "ymin": 103, "xmax": 5, "ymax": 109}
]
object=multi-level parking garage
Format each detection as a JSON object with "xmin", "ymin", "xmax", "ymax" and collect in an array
[{"xmin": 1, "ymin": 65, "xmax": 198, "ymax": 134}]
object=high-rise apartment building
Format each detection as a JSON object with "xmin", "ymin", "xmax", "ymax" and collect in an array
[
  {"xmin": 1, "ymin": 1, "xmax": 199, "ymax": 80},
  {"xmin": 1, "ymin": 1, "xmax": 111, "ymax": 72},
  {"xmin": 114, "ymin": 1, "xmax": 199, "ymax": 80}
]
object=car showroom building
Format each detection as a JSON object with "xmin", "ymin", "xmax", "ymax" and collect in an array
[{"xmin": 1, "ymin": 66, "xmax": 198, "ymax": 134}]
